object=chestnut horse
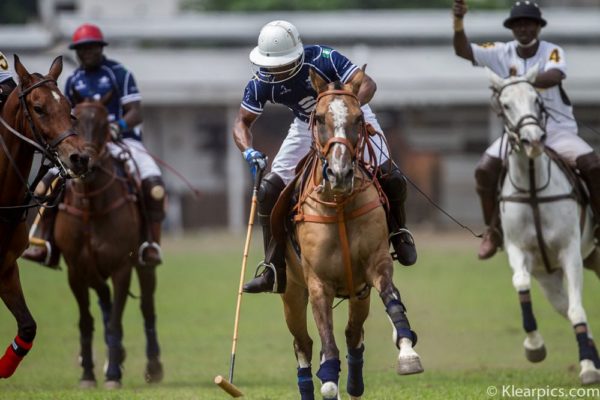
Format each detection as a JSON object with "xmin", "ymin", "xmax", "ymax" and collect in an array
[
  {"xmin": 280, "ymin": 69, "xmax": 422, "ymax": 400},
  {"xmin": 0, "ymin": 55, "xmax": 90, "ymax": 378},
  {"xmin": 53, "ymin": 97, "xmax": 163, "ymax": 388}
]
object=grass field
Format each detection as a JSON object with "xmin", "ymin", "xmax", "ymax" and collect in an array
[{"xmin": 1, "ymin": 229, "xmax": 600, "ymax": 399}]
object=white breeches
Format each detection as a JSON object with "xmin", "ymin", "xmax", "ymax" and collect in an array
[
  {"xmin": 271, "ymin": 104, "xmax": 390, "ymax": 184},
  {"xmin": 107, "ymin": 138, "xmax": 162, "ymax": 180},
  {"xmin": 485, "ymin": 131, "xmax": 593, "ymax": 167}
]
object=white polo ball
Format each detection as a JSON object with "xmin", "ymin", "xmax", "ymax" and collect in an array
[{"xmin": 320, "ymin": 381, "xmax": 338, "ymax": 399}]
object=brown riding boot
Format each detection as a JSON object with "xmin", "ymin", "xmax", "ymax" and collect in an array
[
  {"xmin": 577, "ymin": 152, "xmax": 600, "ymax": 243},
  {"xmin": 139, "ymin": 176, "xmax": 165, "ymax": 267},
  {"xmin": 475, "ymin": 154, "xmax": 503, "ymax": 260}
]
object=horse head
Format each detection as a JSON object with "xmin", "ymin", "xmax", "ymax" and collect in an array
[
  {"xmin": 488, "ymin": 65, "xmax": 546, "ymax": 159},
  {"xmin": 7, "ymin": 55, "xmax": 90, "ymax": 177},
  {"xmin": 71, "ymin": 90, "xmax": 113, "ymax": 167},
  {"xmin": 309, "ymin": 68, "xmax": 365, "ymax": 196}
]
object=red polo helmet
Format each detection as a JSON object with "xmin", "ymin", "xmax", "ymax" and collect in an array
[{"xmin": 69, "ymin": 23, "xmax": 108, "ymax": 49}]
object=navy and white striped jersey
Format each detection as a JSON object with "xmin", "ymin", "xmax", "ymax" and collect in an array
[
  {"xmin": 241, "ymin": 45, "xmax": 359, "ymax": 123},
  {"xmin": 65, "ymin": 57, "xmax": 142, "ymax": 140}
]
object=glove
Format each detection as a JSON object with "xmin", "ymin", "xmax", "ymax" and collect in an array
[
  {"xmin": 109, "ymin": 122, "xmax": 122, "ymax": 141},
  {"xmin": 109, "ymin": 118, "xmax": 128, "ymax": 141},
  {"xmin": 243, "ymin": 148, "xmax": 267, "ymax": 177}
]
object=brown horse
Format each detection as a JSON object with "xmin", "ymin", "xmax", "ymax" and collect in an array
[
  {"xmin": 280, "ymin": 69, "xmax": 423, "ymax": 399},
  {"xmin": 0, "ymin": 55, "xmax": 90, "ymax": 378},
  {"xmin": 53, "ymin": 96, "xmax": 163, "ymax": 388}
]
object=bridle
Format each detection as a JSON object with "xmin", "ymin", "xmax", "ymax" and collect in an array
[
  {"xmin": 310, "ymin": 89, "xmax": 367, "ymax": 184},
  {"xmin": 0, "ymin": 78, "xmax": 77, "ymax": 177},
  {"xmin": 491, "ymin": 79, "xmax": 548, "ymax": 150}
]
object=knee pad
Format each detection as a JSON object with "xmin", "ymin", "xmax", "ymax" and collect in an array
[
  {"xmin": 257, "ymin": 172, "xmax": 285, "ymax": 218},
  {"xmin": 142, "ymin": 176, "xmax": 166, "ymax": 221}
]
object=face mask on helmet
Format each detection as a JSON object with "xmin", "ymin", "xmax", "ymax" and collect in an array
[{"xmin": 249, "ymin": 20, "xmax": 305, "ymax": 84}]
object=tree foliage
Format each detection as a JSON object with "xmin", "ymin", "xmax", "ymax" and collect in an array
[
  {"xmin": 182, "ymin": 0, "xmax": 512, "ymax": 11},
  {"xmin": 0, "ymin": 0, "xmax": 38, "ymax": 24}
]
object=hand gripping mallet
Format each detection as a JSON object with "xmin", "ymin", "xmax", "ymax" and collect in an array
[{"xmin": 214, "ymin": 168, "xmax": 264, "ymax": 397}]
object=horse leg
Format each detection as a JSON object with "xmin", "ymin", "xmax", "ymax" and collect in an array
[
  {"xmin": 308, "ymin": 279, "xmax": 340, "ymax": 400},
  {"xmin": 67, "ymin": 269, "xmax": 96, "ymax": 387},
  {"xmin": 506, "ymin": 243, "xmax": 546, "ymax": 363},
  {"xmin": 282, "ymin": 281, "xmax": 314, "ymax": 400},
  {"xmin": 560, "ymin": 247, "xmax": 600, "ymax": 385},
  {"xmin": 104, "ymin": 266, "xmax": 132, "ymax": 389},
  {"xmin": 0, "ymin": 262, "xmax": 35, "ymax": 378},
  {"xmin": 345, "ymin": 293, "xmax": 370, "ymax": 399},
  {"xmin": 93, "ymin": 280, "xmax": 112, "ymax": 347},
  {"xmin": 367, "ymin": 259, "xmax": 423, "ymax": 375},
  {"xmin": 135, "ymin": 264, "xmax": 163, "ymax": 383}
]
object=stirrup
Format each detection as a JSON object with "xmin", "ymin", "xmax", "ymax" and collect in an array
[
  {"xmin": 42, "ymin": 241, "xmax": 53, "ymax": 266},
  {"xmin": 138, "ymin": 241, "xmax": 162, "ymax": 267},
  {"xmin": 253, "ymin": 261, "xmax": 281, "ymax": 293}
]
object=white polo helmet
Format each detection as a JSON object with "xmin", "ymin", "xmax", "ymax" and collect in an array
[{"xmin": 249, "ymin": 20, "xmax": 305, "ymax": 83}]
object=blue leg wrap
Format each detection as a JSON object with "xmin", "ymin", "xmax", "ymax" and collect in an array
[
  {"xmin": 519, "ymin": 292, "xmax": 537, "ymax": 333},
  {"xmin": 575, "ymin": 325, "xmax": 597, "ymax": 362},
  {"xmin": 297, "ymin": 367, "xmax": 315, "ymax": 400},
  {"xmin": 347, "ymin": 345, "xmax": 365, "ymax": 397},
  {"xmin": 316, "ymin": 358, "xmax": 340, "ymax": 384}
]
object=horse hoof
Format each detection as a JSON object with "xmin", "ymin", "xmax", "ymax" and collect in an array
[
  {"xmin": 525, "ymin": 345, "xmax": 546, "ymax": 363},
  {"xmin": 397, "ymin": 356, "xmax": 424, "ymax": 375},
  {"xmin": 320, "ymin": 381, "xmax": 338, "ymax": 399},
  {"xmin": 104, "ymin": 380, "xmax": 122, "ymax": 389},
  {"xmin": 580, "ymin": 369, "xmax": 600, "ymax": 386},
  {"xmin": 144, "ymin": 359, "xmax": 164, "ymax": 383},
  {"xmin": 79, "ymin": 379, "xmax": 97, "ymax": 389}
]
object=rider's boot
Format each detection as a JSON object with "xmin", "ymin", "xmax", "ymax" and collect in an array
[
  {"xmin": 576, "ymin": 152, "xmax": 600, "ymax": 243},
  {"xmin": 21, "ymin": 173, "xmax": 62, "ymax": 269},
  {"xmin": 138, "ymin": 176, "xmax": 166, "ymax": 267},
  {"xmin": 377, "ymin": 163, "xmax": 417, "ymax": 266},
  {"xmin": 242, "ymin": 172, "xmax": 287, "ymax": 294},
  {"xmin": 475, "ymin": 154, "xmax": 503, "ymax": 259}
]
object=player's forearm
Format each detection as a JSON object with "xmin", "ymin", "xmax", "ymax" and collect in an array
[
  {"xmin": 534, "ymin": 69, "xmax": 564, "ymax": 89},
  {"xmin": 233, "ymin": 120, "xmax": 253, "ymax": 152},
  {"xmin": 453, "ymin": 30, "xmax": 474, "ymax": 62}
]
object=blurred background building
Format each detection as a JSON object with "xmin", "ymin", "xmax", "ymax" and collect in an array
[{"xmin": 2, "ymin": 0, "xmax": 599, "ymax": 233}]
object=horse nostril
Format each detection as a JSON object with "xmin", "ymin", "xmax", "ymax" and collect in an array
[
  {"xmin": 326, "ymin": 167, "xmax": 334, "ymax": 179},
  {"xmin": 70, "ymin": 153, "xmax": 89, "ymax": 169},
  {"xmin": 345, "ymin": 169, "xmax": 354, "ymax": 181}
]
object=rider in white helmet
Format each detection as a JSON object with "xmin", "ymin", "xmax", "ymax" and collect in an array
[{"xmin": 236, "ymin": 20, "xmax": 417, "ymax": 294}]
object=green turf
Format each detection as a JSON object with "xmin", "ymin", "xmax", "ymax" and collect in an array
[{"xmin": 1, "ymin": 231, "xmax": 600, "ymax": 399}]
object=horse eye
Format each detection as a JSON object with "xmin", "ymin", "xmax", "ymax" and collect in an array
[
  {"xmin": 503, "ymin": 104, "xmax": 510, "ymax": 110},
  {"xmin": 315, "ymin": 114, "xmax": 325, "ymax": 124},
  {"xmin": 33, "ymin": 105, "xmax": 44, "ymax": 115}
]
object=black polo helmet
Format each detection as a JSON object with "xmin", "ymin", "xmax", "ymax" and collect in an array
[{"xmin": 503, "ymin": 1, "xmax": 547, "ymax": 29}]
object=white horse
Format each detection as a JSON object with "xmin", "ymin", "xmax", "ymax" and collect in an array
[{"xmin": 489, "ymin": 66, "xmax": 600, "ymax": 385}]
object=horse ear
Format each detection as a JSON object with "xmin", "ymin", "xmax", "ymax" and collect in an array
[
  {"xmin": 486, "ymin": 67, "xmax": 504, "ymax": 91},
  {"xmin": 348, "ymin": 69, "xmax": 364, "ymax": 95},
  {"xmin": 48, "ymin": 56, "xmax": 63, "ymax": 81},
  {"xmin": 309, "ymin": 68, "xmax": 328, "ymax": 94},
  {"xmin": 13, "ymin": 54, "xmax": 32, "ymax": 88},
  {"xmin": 100, "ymin": 90, "xmax": 113, "ymax": 106},
  {"xmin": 524, "ymin": 63, "xmax": 539, "ymax": 84}
]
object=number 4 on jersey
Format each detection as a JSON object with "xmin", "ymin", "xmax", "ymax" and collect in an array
[{"xmin": 549, "ymin": 49, "xmax": 560, "ymax": 63}]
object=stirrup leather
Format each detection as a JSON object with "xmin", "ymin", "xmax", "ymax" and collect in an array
[
  {"xmin": 389, "ymin": 228, "xmax": 415, "ymax": 260},
  {"xmin": 138, "ymin": 241, "xmax": 162, "ymax": 266},
  {"xmin": 252, "ymin": 261, "xmax": 281, "ymax": 293}
]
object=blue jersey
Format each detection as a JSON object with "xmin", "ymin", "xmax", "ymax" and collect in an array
[
  {"xmin": 65, "ymin": 57, "xmax": 142, "ymax": 140},
  {"xmin": 241, "ymin": 45, "xmax": 359, "ymax": 123}
]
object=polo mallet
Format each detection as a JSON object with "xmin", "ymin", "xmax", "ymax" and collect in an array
[{"xmin": 215, "ymin": 168, "xmax": 265, "ymax": 397}]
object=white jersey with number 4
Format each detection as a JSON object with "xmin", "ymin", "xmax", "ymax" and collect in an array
[{"xmin": 471, "ymin": 40, "xmax": 578, "ymax": 136}]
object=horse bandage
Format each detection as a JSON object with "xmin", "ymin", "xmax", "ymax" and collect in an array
[{"xmin": 150, "ymin": 185, "xmax": 165, "ymax": 201}]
